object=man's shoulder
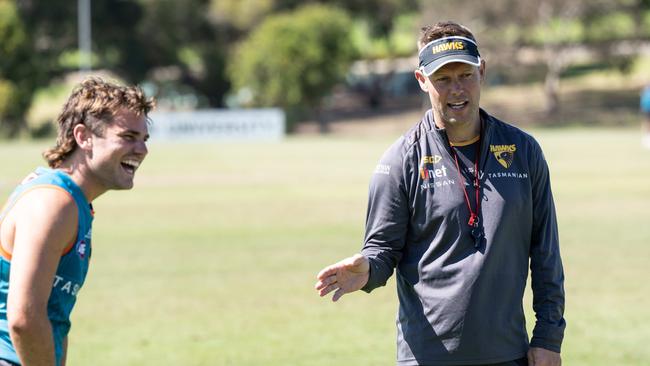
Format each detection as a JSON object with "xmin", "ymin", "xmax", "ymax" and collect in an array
[
  {"xmin": 483, "ymin": 110, "xmax": 538, "ymax": 144},
  {"xmin": 403, "ymin": 110, "xmax": 434, "ymax": 147},
  {"xmin": 3, "ymin": 186, "xmax": 78, "ymax": 251},
  {"xmin": 6, "ymin": 168, "xmax": 77, "ymax": 218},
  {"xmin": 375, "ymin": 113, "xmax": 433, "ymax": 169},
  {"xmin": 13, "ymin": 186, "xmax": 77, "ymax": 216}
]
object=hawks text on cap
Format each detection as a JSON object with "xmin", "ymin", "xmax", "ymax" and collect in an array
[{"xmin": 418, "ymin": 36, "xmax": 481, "ymax": 76}]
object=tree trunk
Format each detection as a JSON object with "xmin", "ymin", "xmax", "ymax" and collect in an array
[
  {"xmin": 544, "ymin": 50, "xmax": 562, "ymax": 117},
  {"xmin": 538, "ymin": 0, "xmax": 562, "ymax": 117},
  {"xmin": 315, "ymin": 104, "xmax": 329, "ymax": 134}
]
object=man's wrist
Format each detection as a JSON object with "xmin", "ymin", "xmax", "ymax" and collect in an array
[{"xmin": 529, "ymin": 339, "xmax": 561, "ymax": 353}]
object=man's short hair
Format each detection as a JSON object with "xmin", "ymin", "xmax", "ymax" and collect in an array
[
  {"xmin": 43, "ymin": 77, "xmax": 155, "ymax": 168},
  {"xmin": 418, "ymin": 21, "xmax": 477, "ymax": 50}
]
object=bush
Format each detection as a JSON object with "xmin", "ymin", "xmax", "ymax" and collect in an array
[
  {"xmin": 0, "ymin": 79, "xmax": 16, "ymax": 117},
  {"xmin": 0, "ymin": 0, "xmax": 35, "ymax": 137},
  {"xmin": 0, "ymin": 78, "xmax": 20, "ymax": 135},
  {"xmin": 229, "ymin": 4, "xmax": 357, "ymax": 130}
]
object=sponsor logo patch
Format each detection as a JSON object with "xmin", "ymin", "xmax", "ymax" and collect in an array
[
  {"xmin": 77, "ymin": 240, "xmax": 87, "ymax": 259},
  {"xmin": 419, "ymin": 154, "xmax": 455, "ymax": 189},
  {"xmin": 374, "ymin": 164, "xmax": 391, "ymax": 175},
  {"xmin": 421, "ymin": 155, "xmax": 443, "ymax": 164},
  {"xmin": 419, "ymin": 165, "xmax": 448, "ymax": 180},
  {"xmin": 53, "ymin": 275, "xmax": 81, "ymax": 296}
]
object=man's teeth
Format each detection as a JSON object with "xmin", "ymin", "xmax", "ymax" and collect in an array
[
  {"xmin": 449, "ymin": 101, "xmax": 466, "ymax": 109},
  {"xmin": 122, "ymin": 160, "xmax": 140, "ymax": 169}
]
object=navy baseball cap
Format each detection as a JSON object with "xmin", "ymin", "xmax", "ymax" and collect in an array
[{"xmin": 418, "ymin": 36, "xmax": 481, "ymax": 76}]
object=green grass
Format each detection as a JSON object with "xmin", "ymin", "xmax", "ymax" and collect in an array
[{"xmin": 0, "ymin": 128, "xmax": 649, "ymax": 365}]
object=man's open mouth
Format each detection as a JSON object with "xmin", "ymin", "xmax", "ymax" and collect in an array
[
  {"xmin": 121, "ymin": 159, "xmax": 140, "ymax": 174},
  {"xmin": 448, "ymin": 101, "xmax": 468, "ymax": 110}
]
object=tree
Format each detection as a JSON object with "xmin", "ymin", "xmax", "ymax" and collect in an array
[
  {"xmin": 419, "ymin": 0, "xmax": 650, "ymax": 117},
  {"xmin": 0, "ymin": 0, "xmax": 38, "ymax": 137},
  {"xmin": 229, "ymin": 4, "xmax": 357, "ymax": 132},
  {"xmin": 12, "ymin": 0, "xmax": 230, "ymax": 129},
  {"xmin": 130, "ymin": 0, "xmax": 230, "ymax": 107}
]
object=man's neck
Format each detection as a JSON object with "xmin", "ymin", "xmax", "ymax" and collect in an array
[
  {"xmin": 58, "ymin": 160, "xmax": 105, "ymax": 202},
  {"xmin": 436, "ymin": 117, "xmax": 481, "ymax": 144}
]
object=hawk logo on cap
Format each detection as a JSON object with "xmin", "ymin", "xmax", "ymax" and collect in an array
[{"xmin": 490, "ymin": 144, "xmax": 517, "ymax": 169}]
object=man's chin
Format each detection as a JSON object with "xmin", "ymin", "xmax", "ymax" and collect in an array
[
  {"xmin": 445, "ymin": 116, "xmax": 468, "ymax": 125},
  {"xmin": 114, "ymin": 181, "xmax": 134, "ymax": 190}
]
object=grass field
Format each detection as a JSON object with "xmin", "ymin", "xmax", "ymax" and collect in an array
[{"xmin": 0, "ymin": 127, "xmax": 649, "ymax": 365}]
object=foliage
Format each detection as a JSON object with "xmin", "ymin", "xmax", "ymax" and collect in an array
[
  {"xmin": 95, "ymin": 0, "xmax": 230, "ymax": 108},
  {"xmin": 0, "ymin": 0, "xmax": 25, "ymax": 61},
  {"xmin": 418, "ymin": 0, "xmax": 650, "ymax": 115},
  {"xmin": 585, "ymin": 11, "xmax": 636, "ymax": 41},
  {"xmin": 209, "ymin": 0, "xmax": 275, "ymax": 32},
  {"xmin": 0, "ymin": 79, "xmax": 17, "ymax": 118},
  {"xmin": 529, "ymin": 18, "xmax": 585, "ymax": 44},
  {"xmin": 2, "ymin": 0, "xmax": 650, "ymax": 135},
  {"xmin": 229, "ymin": 4, "xmax": 356, "ymax": 127},
  {"xmin": 0, "ymin": 0, "xmax": 421, "ymax": 135},
  {"xmin": 351, "ymin": 13, "xmax": 418, "ymax": 59},
  {"xmin": 0, "ymin": 0, "xmax": 37, "ymax": 137},
  {"xmin": 209, "ymin": 0, "xmax": 418, "ymax": 37}
]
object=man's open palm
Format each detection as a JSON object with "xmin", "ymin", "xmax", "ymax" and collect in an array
[{"xmin": 315, "ymin": 254, "xmax": 370, "ymax": 302}]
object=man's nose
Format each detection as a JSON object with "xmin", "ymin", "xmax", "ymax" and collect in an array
[
  {"xmin": 450, "ymin": 78, "xmax": 463, "ymax": 94},
  {"xmin": 135, "ymin": 140, "xmax": 148, "ymax": 156}
]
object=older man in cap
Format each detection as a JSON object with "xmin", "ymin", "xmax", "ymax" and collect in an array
[{"xmin": 315, "ymin": 21, "xmax": 565, "ymax": 366}]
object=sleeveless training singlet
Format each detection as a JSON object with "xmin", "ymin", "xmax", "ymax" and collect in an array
[{"xmin": 0, "ymin": 167, "xmax": 93, "ymax": 366}]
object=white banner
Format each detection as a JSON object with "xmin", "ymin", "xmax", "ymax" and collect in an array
[{"xmin": 148, "ymin": 109, "xmax": 285, "ymax": 141}]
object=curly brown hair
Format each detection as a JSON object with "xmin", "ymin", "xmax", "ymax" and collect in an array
[
  {"xmin": 418, "ymin": 21, "xmax": 477, "ymax": 50},
  {"xmin": 43, "ymin": 77, "xmax": 155, "ymax": 168}
]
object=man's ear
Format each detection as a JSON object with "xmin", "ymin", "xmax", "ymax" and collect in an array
[
  {"xmin": 73, "ymin": 124, "xmax": 93, "ymax": 150},
  {"xmin": 414, "ymin": 69, "xmax": 428, "ymax": 92},
  {"xmin": 479, "ymin": 59, "xmax": 486, "ymax": 84}
]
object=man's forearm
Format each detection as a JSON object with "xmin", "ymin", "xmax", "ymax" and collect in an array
[{"xmin": 9, "ymin": 313, "xmax": 57, "ymax": 366}]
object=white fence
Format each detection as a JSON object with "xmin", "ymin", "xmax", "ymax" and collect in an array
[{"xmin": 148, "ymin": 109, "xmax": 285, "ymax": 141}]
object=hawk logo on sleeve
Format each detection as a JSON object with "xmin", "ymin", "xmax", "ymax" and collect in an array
[{"xmin": 490, "ymin": 144, "xmax": 516, "ymax": 169}]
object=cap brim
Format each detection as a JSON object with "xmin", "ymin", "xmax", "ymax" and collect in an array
[{"xmin": 421, "ymin": 55, "xmax": 481, "ymax": 76}]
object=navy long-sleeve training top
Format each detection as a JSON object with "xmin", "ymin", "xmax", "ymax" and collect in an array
[{"xmin": 361, "ymin": 109, "xmax": 565, "ymax": 366}]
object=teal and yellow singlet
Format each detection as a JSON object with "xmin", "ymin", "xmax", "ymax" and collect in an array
[{"xmin": 0, "ymin": 168, "xmax": 93, "ymax": 366}]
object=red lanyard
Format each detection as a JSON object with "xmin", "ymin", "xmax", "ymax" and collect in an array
[{"xmin": 450, "ymin": 141, "xmax": 481, "ymax": 228}]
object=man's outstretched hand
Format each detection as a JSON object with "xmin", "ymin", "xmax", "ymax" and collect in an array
[{"xmin": 315, "ymin": 254, "xmax": 370, "ymax": 302}]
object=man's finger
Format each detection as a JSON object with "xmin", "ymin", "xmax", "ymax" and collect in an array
[
  {"xmin": 316, "ymin": 264, "xmax": 341, "ymax": 281},
  {"xmin": 314, "ymin": 275, "xmax": 337, "ymax": 290},
  {"xmin": 527, "ymin": 349, "xmax": 535, "ymax": 366},
  {"xmin": 332, "ymin": 287, "xmax": 346, "ymax": 302},
  {"xmin": 318, "ymin": 283, "xmax": 339, "ymax": 297}
]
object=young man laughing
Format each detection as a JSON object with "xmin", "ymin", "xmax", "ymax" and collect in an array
[{"xmin": 0, "ymin": 77, "xmax": 154, "ymax": 366}]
